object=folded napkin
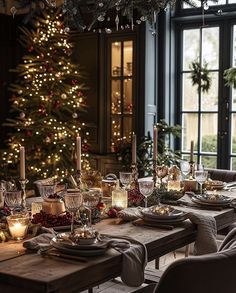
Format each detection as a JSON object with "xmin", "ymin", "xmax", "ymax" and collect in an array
[
  {"xmin": 23, "ymin": 227, "xmax": 56, "ymax": 250},
  {"xmin": 218, "ymin": 227, "xmax": 236, "ymax": 251},
  {"xmin": 106, "ymin": 235, "xmax": 147, "ymax": 287},
  {"xmin": 117, "ymin": 207, "xmax": 143, "ymax": 221},
  {"xmin": 188, "ymin": 212, "xmax": 217, "ymax": 255}
]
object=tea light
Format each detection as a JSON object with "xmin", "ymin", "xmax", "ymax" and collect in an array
[
  {"xmin": 167, "ymin": 180, "xmax": 181, "ymax": 191},
  {"xmin": 183, "ymin": 179, "xmax": 198, "ymax": 192},
  {"xmin": 112, "ymin": 189, "xmax": 128, "ymax": 209},
  {"xmin": 7, "ymin": 213, "xmax": 29, "ymax": 240},
  {"xmin": 31, "ymin": 201, "xmax": 43, "ymax": 216}
]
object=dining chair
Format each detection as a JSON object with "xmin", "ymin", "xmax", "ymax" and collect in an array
[{"xmin": 136, "ymin": 247, "xmax": 236, "ymax": 293}]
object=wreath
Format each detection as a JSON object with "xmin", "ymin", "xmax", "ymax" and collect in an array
[{"xmin": 190, "ymin": 61, "xmax": 211, "ymax": 93}]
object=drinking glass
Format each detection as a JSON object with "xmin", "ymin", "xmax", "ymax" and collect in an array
[
  {"xmin": 138, "ymin": 180, "xmax": 154, "ymax": 208},
  {"xmin": 195, "ymin": 171, "xmax": 208, "ymax": 195},
  {"xmin": 38, "ymin": 184, "xmax": 57, "ymax": 200},
  {"xmin": 64, "ymin": 192, "xmax": 83, "ymax": 234},
  {"xmin": 4, "ymin": 190, "xmax": 22, "ymax": 214},
  {"xmin": 119, "ymin": 172, "xmax": 132, "ymax": 190},
  {"xmin": 180, "ymin": 160, "xmax": 190, "ymax": 179}
]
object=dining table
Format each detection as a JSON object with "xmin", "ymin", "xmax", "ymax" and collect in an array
[{"xmin": 1, "ymin": 190, "xmax": 236, "ymax": 293}]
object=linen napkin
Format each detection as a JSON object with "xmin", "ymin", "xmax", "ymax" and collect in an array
[
  {"xmin": 117, "ymin": 207, "xmax": 143, "ymax": 221},
  {"xmin": 106, "ymin": 235, "xmax": 147, "ymax": 287},
  {"xmin": 188, "ymin": 212, "xmax": 218, "ymax": 255}
]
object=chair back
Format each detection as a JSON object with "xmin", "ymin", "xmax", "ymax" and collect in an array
[
  {"xmin": 154, "ymin": 247, "xmax": 236, "ymax": 293},
  {"xmin": 206, "ymin": 168, "xmax": 236, "ymax": 183}
]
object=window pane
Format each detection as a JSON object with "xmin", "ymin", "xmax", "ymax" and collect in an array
[
  {"xmin": 229, "ymin": 0, "xmax": 236, "ymax": 4},
  {"xmin": 232, "ymin": 89, "xmax": 236, "ymax": 111},
  {"xmin": 111, "ymin": 117, "xmax": 121, "ymax": 150},
  {"xmin": 123, "ymin": 41, "xmax": 133, "ymax": 76},
  {"xmin": 232, "ymin": 114, "xmax": 236, "ymax": 153},
  {"xmin": 111, "ymin": 80, "xmax": 121, "ymax": 114},
  {"xmin": 201, "ymin": 113, "xmax": 218, "ymax": 153},
  {"xmin": 231, "ymin": 157, "xmax": 236, "ymax": 170},
  {"xmin": 208, "ymin": 0, "xmax": 226, "ymax": 5},
  {"xmin": 202, "ymin": 27, "xmax": 219, "ymax": 69},
  {"xmin": 123, "ymin": 117, "xmax": 132, "ymax": 139},
  {"xmin": 112, "ymin": 42, "xmax": 121, "ymax": 76},
  {"xmin": 123, "ymin": 79, "xmax": 133, "ymax": 114},
  {"xmin": 201, "ymin": 156, "xmax": 217, "ymax": 169},
  {"xmin": 183, "ymin": 29, "xmax": 200, "ymax": 70},
  {"xmin": 182, "ymin": 113, "xmax": 198, "ymax": 152},
  {"xmin": 201, "ymin": 72, "xmax": 218, "ymax": 111},
  {"xmin": 182, "ymin": 73, "xmax": 198, "ymax": 111}
]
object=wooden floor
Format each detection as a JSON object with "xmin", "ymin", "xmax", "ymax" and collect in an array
[{"xmin": 81, "ymin": 251, "xmax": 185, "ymax": 293}]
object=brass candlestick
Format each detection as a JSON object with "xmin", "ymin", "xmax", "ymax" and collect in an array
[
  {"xmin": 131, "ymin": 162, "xmax": 138, "ymax": 189},
  {"xmin": 75, "ymin": 170, "xmax": 81, "ymax": 190},
  {"xmin": 189, "ymin": 161, "xmax": 195, "ymax": 179},
  {"xmin": 152, "ymin": 160, "xmax": 158, "ymax": 187},
  {"xmin": 19, "ymin": 178, "xmax": 29, "ymax": 210}
]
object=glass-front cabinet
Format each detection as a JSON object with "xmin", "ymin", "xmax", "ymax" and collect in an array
[{"xmin": 109, "ymin": 39, "xmax": 134, "ymax": 152}]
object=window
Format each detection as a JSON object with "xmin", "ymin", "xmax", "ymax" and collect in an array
[{"xmin": 175, "ymin": 3, "xmax": 236, "ymax": 170}]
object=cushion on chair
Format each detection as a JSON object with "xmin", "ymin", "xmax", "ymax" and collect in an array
[
  {"xmin": 206, "ymin": 168, "xmax": 236, "ymax": 183},
  {"xmin": 153, "ymin": 247, "xmax": 236, "ymax": 293}
]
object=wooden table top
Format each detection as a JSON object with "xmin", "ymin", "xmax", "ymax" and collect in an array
[{"xmin": 1, "ymin": 193, "xmax": 236, "ymax": 293}]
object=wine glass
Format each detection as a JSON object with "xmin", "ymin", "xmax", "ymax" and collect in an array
[
  {"xmin": 4, "ymin": 190, "xmax": 22, "ymax": 214},
  {"xmin": 38, "ymin": 184, "xmax": 57, "ymax": 200},
  {"xmin": 119, "ymin": 172, "xmax": 132, "ymax": 190},
  {"xmin": 180, "ymin": 160, "xmax": 190, "ymax": 179},
  {"xmin": 195, "ymin": 171, "xmax": 208, "ymax": 195},
  {"xmin": 64, "ymin": 192, "xmax": 83, "ymax": 234},
  {"xmin": 138, "ymin": 180, "xmax": 154, "ymax": 208}
]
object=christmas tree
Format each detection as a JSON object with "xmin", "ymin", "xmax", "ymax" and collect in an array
[{"xmin": 0, "ymin": 6, "xmax": 89, "ymax": 183}]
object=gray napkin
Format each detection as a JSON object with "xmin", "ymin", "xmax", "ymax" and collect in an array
[
  {"xmin": 218, "ymin": 227, "xmax": 236, "ymax": 251},
  {"xmin": 117, "ymin": 207, "xmax": 143, "ymax": 221},
  {"xmin": 23, "ymin": 227, "xmax": 56, "ymax": 250}
]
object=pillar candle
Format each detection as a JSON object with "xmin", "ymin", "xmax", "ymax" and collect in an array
[
  {"xmin": 132, "ymin": 133, "xmax": 137, "ymax": 164},
  {"xmin": 76, "ymin": 136, "xmax": 81, "ymax": 171},
  {"xmin": 20, "ymin": 146, "xmax": 25, "ymax": 180},
  {"xmin": 190, "ymin": 140, "xmax": 194, "ymax": 162},
  {"xmin": 153, "ymin": 126, "xmax": 158, "ymax": 161}
]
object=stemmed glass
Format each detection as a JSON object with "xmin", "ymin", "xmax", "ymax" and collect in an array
[
  {"xmin": 119, "ymin": 172, "xmax": 132, "ymax": 190},
  {"xmin": 4, "ymin": 191, "xmax": 22, "ymax": 214},
  {"xmin": 180, "ymin": 160, "xmax": 190, "ymax": 179},
  {"xmin": 64, "ymin": 192, "xmax": 83, "ymax": 234},
  {"xmin": 138, "ymin": 180, "xmax": 154, "ymax": 208},
  {"xmin": 195, "ymin": 171, "xmax": 208, "ymax": 195}
]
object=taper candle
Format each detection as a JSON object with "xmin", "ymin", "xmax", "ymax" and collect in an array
[
  {"xmin": 153, "ymin": 126, "xmax": 158, "ymax": 161},
  {"xmin": 190, "ymin": 140, "xmax": 194, "ymax": 162},
  {"xmin": 132, "ymin": 133, "xmax": 137, "ymax": 164},
  {"xmin": 76, "ymin": 136, "xmax": 81, "ymax": 171},
  {"xmin": 20, "ymin": 146, "xmax": 25, "ymax": 180}
]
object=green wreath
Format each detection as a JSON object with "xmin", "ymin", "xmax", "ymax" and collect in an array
[{"xmin": 190, "ymin": 61, "xmax": 211, "ymax": 93}]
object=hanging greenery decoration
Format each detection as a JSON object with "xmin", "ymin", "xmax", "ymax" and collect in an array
[
  {"xmin": 224, "ymin": 67, "xmax": 236, "ymax": 89},
  {"xmin": 190, "ymin": 60, "xmax": 211, "ymax": 93}
]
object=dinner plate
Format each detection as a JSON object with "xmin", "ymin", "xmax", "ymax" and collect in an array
[
  {"xmin": 141, "ymin": 207, "xmax": 184, "ymax": 220},
  {"xmin": 192, "ymin": 196, "xmax": 231, "ymax": 207},
  {"xmin": 141, "ymin": 215, "xmax": 187, "ymax": 225},
  {"xmin": 54, "ymin": 232, "xmax": 109, "ymax": 250},
  {"xmin": 51, "ymin": 237, "xmax": 107, "ymax": 256},
  {"xmin": 194, "ymin": 194, "xmax": 232, "ymax": 204}
]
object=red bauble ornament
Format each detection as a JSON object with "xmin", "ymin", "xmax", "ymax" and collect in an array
[
  {"xmin": 71, "ymin": 79, "xmax": 78, "ymax": 85},
  {"xmin": 97, "ymin": 202, "xmax": 106, "ymax": 211},
  {"xmin": 25, "ymin": 130, "xmax": 33, "ymax": 137},
  {"xmin": 28, "ymin": 46, "xmax": 34, "ymax": 52},
  {"xmin": 77, "ymin": 91, "xmax": 83, "ymax": 97},
  {"xmin": 82, "ymin": 143, "xmax": 89, "ymax": 152},
  {"xmin": 107, "ymin": 208, "xmax": 117, "ymax": 218},
  {"xmin": 54, "ymin": 100, "xmax": 60, "ymax": 108},
  {"xmin": 48, "ymin": 67, "xmax": 54, "ymax": 73}
]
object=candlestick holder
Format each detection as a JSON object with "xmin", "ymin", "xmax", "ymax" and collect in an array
[
  {"xmin": 152, "ymin": 160, "xmax": 158, "ymax": 188},
  {"xmin": 131, "ymin": 162, "xmax": 138, "ymax": 189},
  {"xmin": 75, "ymin": 170, "xmax": 81, "ymax": 190},
  {"xmin": 189, "ymin": 161, "xmax": 195, "ymax": 179},
  {"xmin": 19, "ymin": 178, "xmax": 29, "ymax": 211}
]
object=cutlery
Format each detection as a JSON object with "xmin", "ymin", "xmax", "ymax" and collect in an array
[{"xmin": 40, "ymin": 249, "xmax": 88, "ymax": 262}]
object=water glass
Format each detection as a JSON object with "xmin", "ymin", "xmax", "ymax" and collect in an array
[
  {"xmin": 4, "ymin": 190, "xmax": 22, "ymax": 214},
  {"xmin": 119, "ymin": 172, "xmax": 132, "ymax": 190},
  {"xmin": 64, "ymin": 192, "xmax": 83, "ymax": 234},
  {"xmin": 138, "ymin": 180, "xmax": 154, "ymax": 208},
  {"xmin": 195, "ymin": 171, "xmax": 208, "ymax": 194}
]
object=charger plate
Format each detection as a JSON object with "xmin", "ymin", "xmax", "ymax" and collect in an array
[
  {"xmin": 141, "ymin": 207, "xmax": 184, "ymax": 220},
  {"xmin": 193, "ymin": 194, "xmax": 231, "ymax": 205}
]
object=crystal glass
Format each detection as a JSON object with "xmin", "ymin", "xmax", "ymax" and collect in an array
[
  {"xmin": 138, "ymin": 180, "xmax": 154, "ymax": 208},
  {"xmin": 119, "ymin": 172, "xmax": 132, "ymax": 190},
  {"xmin": 195, "ymin": 171, "xmax": 208, "ymax": 194},
  {"xmin": 38, "ymin": 184, "xmax": 57, "ymax": 200},
  {"xmin": 4, "ymin": 190, "xmax": 22, "ymax": 214},
  {"xmin": 64, "ymin": 192, "xmax": 83, "ymax": 234},
  {"xmin": 180, "ymin": 160, "xmax": 190, "ymax": 179}
]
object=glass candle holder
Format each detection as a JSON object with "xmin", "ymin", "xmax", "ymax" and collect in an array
[
  {"xmin": 7, "ymin": 213, "xmax": 30, "ymax": 240},
  {"xmin": 31, "ymin": 201, "xmax": 43, "ymax": 216},
  {"xmin": 112, "ymin": 189, "xmax": 128, "ymax": 209}
]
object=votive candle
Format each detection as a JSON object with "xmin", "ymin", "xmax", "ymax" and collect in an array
[
  {"xmin": 20, "ymin": 146, "xmax": 25, "ymax": 180},
  {"xmin": 76, "ymin": 135, "xmax": 81, "ymax": 171}
]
